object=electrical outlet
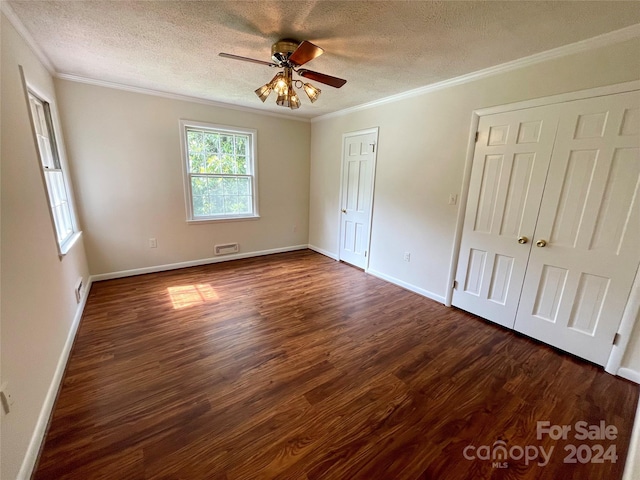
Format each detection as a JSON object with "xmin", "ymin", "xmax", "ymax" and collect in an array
[
  {"xmin": 404, "ymin": 252, "xmax": 411, "ymax": 262},
  {"xmin": 0, "ymin": 382, "xmax": 14, "ymax": 414},
  {"xmin": 149, "ymin": 238, "xmax": 157, "ymax": 248},
  {"xmin": 448, "ymin": 194, "xmax": 458, "ymax": 205}
]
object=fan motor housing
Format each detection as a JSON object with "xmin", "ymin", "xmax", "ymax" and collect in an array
[{"xmin": 271, "ymin": 39, "xmax": 299, "ymax": 65}]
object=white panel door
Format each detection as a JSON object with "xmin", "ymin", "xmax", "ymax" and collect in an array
[
  {"xmin": 453, "ymin": 106, "xmax": 561, "ymax": 328},
  {"xmin": 339, "ymin": 131, "xmax": 377, "ymax": 268},
  {"xmin": 514, "ymin": 91, "xmax": 640, "ymax": 365}
]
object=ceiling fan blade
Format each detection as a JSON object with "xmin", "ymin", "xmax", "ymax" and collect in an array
[
  {"xmin": 218, "ymin": 53, "xmax": 277, "ymax": 67},
  {"xmin": 297, "ymin": 69, "xmax": 347, "ymax": 88},
  {"xmin": 288, "ymin": 40, "xmax": 324, "ymax": 67}
]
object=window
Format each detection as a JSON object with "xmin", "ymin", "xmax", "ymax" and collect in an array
[
  {"xmin": 180, "ymin": 120, "xmax": 259, "ymax": 222},
  {"xmin": 28, "ymin": 91, "xmax": 77, "ymax": 253}
]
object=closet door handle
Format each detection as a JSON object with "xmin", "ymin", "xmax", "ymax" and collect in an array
[
  {"xmin": 517, "ymin": 236, "xmax": 528, "ymax": 244},
  {"xmin": 536, "ymin": 239, "xmax": 547, "ymax": 247}
]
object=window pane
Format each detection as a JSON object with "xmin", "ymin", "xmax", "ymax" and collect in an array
[
  {"xmin": 187, "ymin": 130, "xmax": 203, "ymax": 152},
  {"xmin": 237, "ymin": 196, "xmax": 251, "ymax": 213},
  {"xmin": 36, "ymin": 104, "xmax": 48, "ymax": 135},
  {"xmin": 45, "ymin": 171, "xmax": 64, "ymax": 206},
  {"xmin": 45, "ymin": 171, "xmax": 73, "ymax": 243},
  {"xmin": 193, "ymin": 195, "xmax": 205, "ymax": 216},
  {"xmin": 204, "ymin": 133, "xmax": 219, "ymax": 155},
  {"xmin": 209, "ymin": 177, "xmax": 223, "ymax": 196},
  {"xmin": 206, "ymin": 155, "xmax": 221, "ymax": 174},
  {"xmin": 237, "ymin": 177, "xmax": 251, "ymax": 196},
  {"xmin": 189, "ymin": 152, "xmax": 205, "ymax": 173},
  {"xmin": 45, "ymin": 171, "xmax": 60, "ymax": 206},
  {"xmin": 30, "ymin": 101, "xmax": 43, "ymax": 135},
  {"xmin": 235, "ymin": 135, "xmax": 247, "ymax": 155},
  {"xmin": 59, "ymin": 201, "xmax": 73, "ymax": 242},
  {"xmin": 52, "ymin": 204, "xmax": 66, "ymax": 241},
  {"xmin": 236, "ymin": 156, "xmax": 247, "ymax": 174},
  {"xmin": 220, "ymin": 135, "xmax": 234, "ymax": 154},
  {"xmin": 36, "ymin": 135, "xmax": 55, "ymax": 169},
  {"xmin": 220, "ymin": 154, "xmax": 235, "ymax": 174},
  {"xmin": 210, "ymin": 195, "xmax": 224, "ymax": 215},
  {"xmin": 191, "ymin": 176, "xmax": 207, "ymax": 196},
  {"xmin": 224, "ymin": 196, "xmax": 239, "ymax": 213},
  {"xmin": 227, "ymin": 194, "xmax": 250, "ymax": 215},
  {"xmin": 187, "ymin": 131, "xmax": 204, "ymax": 173},
  {"xmin": 222, "ymin": 177, "xmax": 238, "ymax": 195}
]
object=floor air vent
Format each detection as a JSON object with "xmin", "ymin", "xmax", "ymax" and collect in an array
[{"xmin": 215, "ymin": 243, "xmax": 239, "ymax": 256}]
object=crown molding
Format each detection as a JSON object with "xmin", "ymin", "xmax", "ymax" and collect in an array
[
  {"xmin": 1, "ymin": 1, "xmax": 55, "ymax": 73},
  {"xmin": 55, "ymin": 73, "xmax": 311, "ymax": 122},
  {"xmin": 2, "ymin": 0, "xmax": 307, "ymax": 122},
  {"xmin": 4, "ymin": 1, "xmax": 638, "ymax": 124},
  {"xmin": 311, "ymin": 23, "xmax": 640, "ymax": 123}
]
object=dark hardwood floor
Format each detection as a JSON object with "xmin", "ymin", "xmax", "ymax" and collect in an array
[{"xmin": 35, "ymin": 250, "xmax": 638, "ymax": 479}]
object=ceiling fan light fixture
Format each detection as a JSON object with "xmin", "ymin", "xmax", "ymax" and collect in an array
[
  {"xmin": 303, "ymin": 83, "xmax": 321, "ymax": 103},
  {"xmin": 276, "ymin": 90, "xmax": 290, "ymax": 107},
  {"xmin": 220, "ymin": 39, "xmax": 347, "ymax": 111},
  {"xmin": 254, "ymin": 83, "xmax": 273, "ymax": 102},
  {"xmin": 272, "ymin": 72, "xmax": 288, "ymax": 95},
  {"xmin": 289, "ymin": 91, "xmax": 301, "ymax": 110}
]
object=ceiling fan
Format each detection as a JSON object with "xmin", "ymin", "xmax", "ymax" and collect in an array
[{"xmin": 219, "ymin": 39, "xmax": 347, "ymax": 110}]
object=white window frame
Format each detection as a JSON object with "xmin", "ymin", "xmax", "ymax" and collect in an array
[
  {"xmin": 179, "ymin": 119, "xmax": 259, "ymax": 223},
  {"xmin": 25, "ymin": 80, "xmax": 80, "ymax": 256}
]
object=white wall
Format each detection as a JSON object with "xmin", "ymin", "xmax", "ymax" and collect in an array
[
  {"xmin": 54, "ymin": 80, "xmax": 311, "ymax": 276},
  {"xmin": 310, "ymin": 37, "xmax": 640, "ymax": 300},
  {"xmin": 1, "ymin": 13, "xmax": 91, "ymax": 479},
  {"xmin": 309, "ymin": 38, "xmax": 640, "ymax": 350}
]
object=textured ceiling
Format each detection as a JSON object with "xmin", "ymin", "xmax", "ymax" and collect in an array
[{"xmin": 6, "ymin": 1, "xmax": 640, "ymax": 118}]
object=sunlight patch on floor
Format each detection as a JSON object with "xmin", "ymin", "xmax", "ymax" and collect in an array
[{"xmin": 168, "ymin": 284, "xmax": 218, "ymax": 309}]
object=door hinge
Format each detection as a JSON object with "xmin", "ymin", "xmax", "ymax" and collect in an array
[
  {"xmin": 475, "ymin": 131, "xmax": 479, "ymax": 143},
  {"xmin": 370, "ymin": 143, "xmax": 376, "ymax": 153},
  {"xmin": 453, "ymin": 280, "xmax": 458, "ymax": 290},
  {"xmin": 613, "ymin": 333, "xmax": 621, "ymax": 345},
  {"xmin": 364, "ymin": 251, "xmax": 367, "ymax": 257}
]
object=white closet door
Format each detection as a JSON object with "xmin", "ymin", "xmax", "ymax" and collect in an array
[
  {"xmin": 339, "ymin": 131, "xmax": 377, "ymax": 269},
  {"xmin": 453, "ymin": 105, "xmax": 560, "ymax": 328},
  {"xmin": 514, "ymin": 91, "xmax": 640, "ymax": 366}
]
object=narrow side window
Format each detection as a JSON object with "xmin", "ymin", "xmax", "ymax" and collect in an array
[{"xmin": 28, "ymin": 91, "xmax": 77, "ymax": 252}]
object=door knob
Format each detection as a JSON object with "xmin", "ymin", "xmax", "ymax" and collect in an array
[
  {"xmin": 536, "ymin": 239, "xmax": 547, "ymax": 247},
  {"xmin": 517, "ymin": 236, "xmax": 528, "ymax": 244},
  {"xmin": 341, "ymin": 209, "xmax": 346, "ymax": 213}
]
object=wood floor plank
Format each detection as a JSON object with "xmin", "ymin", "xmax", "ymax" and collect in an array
[{"xmin": 34, "ymin": 250, "xmax": 639, "ymax": 479}]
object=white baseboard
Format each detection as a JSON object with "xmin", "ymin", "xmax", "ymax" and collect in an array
[
  {"xmin": 307, "ymin": 244, "xmax": 339, "ymax": 261},
  {"xmin": 308, "ymin": 249, "xmax": 446, "ymax": 305},
  {"xmin": 623, "ymin": 393, "xmax": 640, "ymax": 480},
  {"xmin": 366, "ymin": 268, "xmax": 446, "ymax": 304},
  {"xmin": 90, "ymin": 245, "xmax": 309, "ymax": 281},
  {"xmin": 617, "ymin": 368, "xmax": 640, "ymax": 385},
  {"xmin": 17, "ymin": 277, "xmax": 93, "ymax": 480}
]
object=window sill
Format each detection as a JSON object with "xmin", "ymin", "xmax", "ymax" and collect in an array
[
  {"xmin": 187, "ymin": 215, "xmax": 260, "ymax": 225},
  {"xmin": 58, "ymin": 231, "xmax": 82, "ymax": 258}
]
